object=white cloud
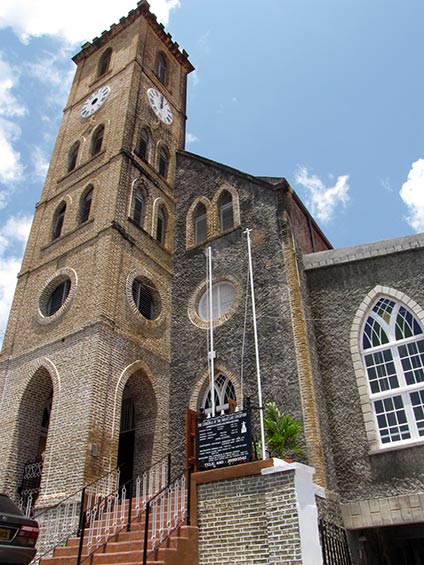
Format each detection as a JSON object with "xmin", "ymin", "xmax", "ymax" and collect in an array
[
  {"xmin": 400, "ymin": 158, "xmax": 424, "ymax": 233},
  {"xmin": 0, "ymin": 0, "xmax": 180, "ymax": 44},
  {"xmin": 32, "ymin": 147, "xmax": 49, "ymax": 181},
  {"xmin": 0, "ymin": 214, "xmax": 32, "ymax": 341},
  {"xmin": 294, "ymin": 166, "xmax": 350, "ymax": 224},
  {"xmin": 186, "ymin": 132, "xmax": 199, "ymax": 144},
  {"xmin": 0, "ymin": 54, "xmax": 25, "ymax": 186}
]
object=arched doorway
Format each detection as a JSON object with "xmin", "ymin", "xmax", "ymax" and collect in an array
[
  {"xmin": 16, "ymin": 368, "xmax": 54, "ymax": 507},
  {"xmin": 117, "ymin": 370, "xmax": 158, "ymax": 486}
]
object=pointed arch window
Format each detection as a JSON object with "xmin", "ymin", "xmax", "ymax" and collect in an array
[
  {"xmin": 158, "ymin": 147, "xmax": 169, "ymax": 179},
  {"xmin": 79, "ymin": 186, "xmax": 93, "ymax": 223},
  {"xmin": 156, "ymin": 206, "xmax": 166, "ymax": 245},
  {"xmin": 52, "ymin": 202, "xmax": 66, "ymax": 240},
  {"xmin": 138, "ymin": 128, "xmax": 150, "ymax": 162},
  {"xmin": 219, "ymin": 191, "xmax": 234, "ymax": 232},
  {"xmin": 194, "ymin": 203, "xmax": 207, "ymax": 244},
  {"xmin": 202, "ymin": 374, "xmax": 237, "ymax": 416},
  {"xmin": 156, "ymin": 53, "xmax": 168, "ymax": 84},
  {"xmin": 132, "ymin": 187, "xmax": 145, "ymax": 228},
  {"xmin": 98, "ymin": 47, "xmax": 112, "ymax": 77},
  {"xmin": 91, "ymin": 125, "xmax": 104, "ymax": 156},
  {"xmin": 361, "ymin": 297, "xmax": 424, "ymax": 446},
  {"xmin": 67, "ymin": 141, "xmax": 80, "ymax": 173}
]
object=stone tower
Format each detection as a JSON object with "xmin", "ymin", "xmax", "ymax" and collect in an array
[{"xmin": 0, "ymin": 1, "xmax": 193, "ymax": 507}]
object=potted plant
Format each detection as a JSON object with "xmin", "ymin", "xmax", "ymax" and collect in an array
[{"xmin": 263, "ymin": 402, "xmax": 303, "ymax": 461}]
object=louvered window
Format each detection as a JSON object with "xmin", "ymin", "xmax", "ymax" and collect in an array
[
  {"xmin": 158, "ymin": 148, "xmax": 169, "ymax": 179},
  {"xmin": 156, "ymin": 207, "xmax": 166, "ymax": 245},
  {"xmin": 68, "ymin": 142, "xmax": 79, "ymax": 173},
  {"xmin": 98, "ymin": 48, "xmax": 112, "ymax": 77},
  {"xmin": 156, "ymin": 53, "xmax": 168, "ymax": 84},
  {"xmin": 47, "ymin": 279, "xmax": 71, "ymax": 316},
  {"xmin": 52, "ymin": 202, "xmax": 66, "ymax": 240},
  {"xmin": 138, "ymin": 129, "xmax": 150, "ymax": 161},
  {"xmin": 133, "ymin": 189, "xmax": 144, "ymax": 228},
  {"xmin": 91, "ymin": 125, "xmax": 104, "ymax": 156},
  {"xmin": 132, "ymin": 279, "xmax": 154, "ymax": 319},
  {"xmin": 362, "ymin": 297, "xmax": 424, "ymax": 446}
]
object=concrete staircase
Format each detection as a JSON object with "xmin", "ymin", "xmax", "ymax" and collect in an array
[{"xmin": 39, "ymin": 503, "xmax": 198, "ymax": 565}]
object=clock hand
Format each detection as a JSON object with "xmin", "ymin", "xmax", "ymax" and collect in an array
[{"xmin": 160, "ymin": 95, "xmax": 164, "ymax": 110}]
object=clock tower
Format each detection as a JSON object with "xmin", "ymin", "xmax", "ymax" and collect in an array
[{"xmin": 0, "ymin": 1, "xmax": 193, "ymax": 505}]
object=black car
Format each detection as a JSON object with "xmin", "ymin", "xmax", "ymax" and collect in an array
[{"xmin": 0, "ymin": 494, "xmax": 39, "ymax": 565}]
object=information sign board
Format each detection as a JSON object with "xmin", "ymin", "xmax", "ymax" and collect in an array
[{"xmin": 196, "ymin": 410, "xmax": 252, "ymax": 471}]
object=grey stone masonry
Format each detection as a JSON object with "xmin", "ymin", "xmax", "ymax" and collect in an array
[{"xmin": 303, "ymin": 232, "xmax": 424, "ymax": 270}]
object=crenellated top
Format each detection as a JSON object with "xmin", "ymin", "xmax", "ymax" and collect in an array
[{"xmin": 72, "ymin": 0, "xmax": 194, "ymax": 72}]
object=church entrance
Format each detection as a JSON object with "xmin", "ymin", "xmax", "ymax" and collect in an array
[
  {"xmin": 117, "ymin": 371, "xmax": 158, "ymax": 487},
  {"xmin": 16, "ymin": 368, "xmax": 53, "ymax": 508}
]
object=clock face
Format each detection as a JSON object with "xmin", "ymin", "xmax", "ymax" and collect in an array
[
  {"xmin": 80, "ymin": 85, "xmax": 111, "ymax": 118},
  {"xmin": 147, "ymin": 88, "xmax": 173, "ymax": 125}
]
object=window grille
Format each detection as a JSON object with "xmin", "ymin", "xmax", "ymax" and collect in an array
[{"xmin": 362, "ymin": 297, "xmax": 424, "ymax": 446}]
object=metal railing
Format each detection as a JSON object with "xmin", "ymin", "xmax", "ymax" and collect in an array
[
  {"xmin": 142, "ymin": 469, "xmax": 190, "ymax": 565},
  {"xmin": 77, "ymin": 455, "xmax": 171, "ymax": 565},
  {"xmin": 319, "ymin": 519, "xmax": 352, "ymax": 565}
]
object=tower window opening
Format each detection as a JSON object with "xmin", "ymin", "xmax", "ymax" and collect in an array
[
  {"xmin": 67, "ymin": 141, "xmax": 80, "ymax": 173},
  {"xmin": 132, "ymin": 188, "xmax": 144, "ymax": 228},
  {"xmin": 156, "ymin": 206, "xmax": 166, "ymax": 245},
  {"xmin": 158, "ymin": 147, "xmax": 169, "ymax": 179},
  {"xmin": 138, "ymin": 129, "xmax": 150, "ymax": 162},
  {"xmin": 52, "ymin": 202, "xmax": 66, "ymax": 240},
  {"xmin": 98, "ymin": 48, "xmax": 112, "ymax": 77},
  {"xmin": 91, "ymin": 125, "xmax": 104, "ymax": 156},
  {"xmin": 79, "ymin": 187, "xmax": 93, "ymax": 223},
  {"xmin": 156, "ymin": 53, "xmax": 168, "ymax": 84},
  {"xmin": 132, "ymin": 279, "xmax": 157, "ymax": 319}
]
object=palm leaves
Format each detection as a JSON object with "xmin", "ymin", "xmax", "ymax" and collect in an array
[{"xmin": 264, "ymin": 402, "xmax": 303, "ymax": 459}]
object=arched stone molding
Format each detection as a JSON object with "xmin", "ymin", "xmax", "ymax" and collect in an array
[
  {"xmin": 128, "ymin": 177, "xmax": 150, "ymax": 228},
  {"xmin": 189, "ymin": 361, "xmax": 242, "ymax": 413},
  {"xmin": 350, "ymin": 285, "xmax": 424, "ymax": 451},
  {"xmin": 212, "ymin": 183, "xmax": 241, "ymax": 234},
  {"xmin": 185, "ymin": 196, "xmax": 212, "ymax": 249}
]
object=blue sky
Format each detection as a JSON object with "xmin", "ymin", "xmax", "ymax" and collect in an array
[{"xmin": 0, "ymin": 0, "xmax": 423, "ymax": 339}]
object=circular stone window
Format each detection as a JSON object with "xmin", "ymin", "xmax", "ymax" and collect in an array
[
  {"xmin": 197, "ymin": 281, "xmax": 237, "ymax": 323},
  {"xmin": 38, "ymin": 268, "xmax": 77, "ymax": 323},
  {"xmin": 131, "ymin": 277, "xmax": 161, "ymax": 320}
]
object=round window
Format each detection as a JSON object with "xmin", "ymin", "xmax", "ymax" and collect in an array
[
  {"xmin": 38, "ymin": 268, "xmax": 77, "ymax": 323},
  {"xmin": 197, "ymin": 281, "xmax": 236, "ymax": 322},
  {"xmin": 45, "ymin": 279, "xmax": 71, "ymax": 316},
  {"xmin": 131, "ymin": 278, "xmax": 161, "ymax": 320}
]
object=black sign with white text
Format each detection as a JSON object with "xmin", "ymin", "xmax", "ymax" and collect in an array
[{"xmin": 196, "ymin": 410, "xmax": 253, "ymax": 471}]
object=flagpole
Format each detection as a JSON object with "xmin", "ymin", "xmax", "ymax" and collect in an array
[
  {"xmin": 207, "ymin": 246, "xmax": 216, "ymax": 417},
  {"xmin": 244, "ymin": 228, "xmax": 266, "ymax": 460}
]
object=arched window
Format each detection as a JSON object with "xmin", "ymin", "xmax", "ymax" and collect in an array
[
  {"xmin": 91, "ymin": 125, "xmax": 104, "ymax": 156},
  {"xmin": 52, "ymin": 202, "xmax": 66, "ymax": 240},
  {"xmin": 132, "ymin": 187, "xmax": 144, "ymax": 228},
  {"xmin": 158, "ymin": 147, "xmax": 169, "ymax": 179},
  {"xmin": 361, "ymin": 297, "xmax": 424, "ymax": 446},
  {"xmin": 156, "ymin": 206, "xmax": 166, "ymax": 245},
  {"xmin": 219, "ymin": 191, "xmax": 234, "ymax": 232},
  {"xmin": 67, "ymin": 141, "xmax": 80, "ymax": 173},
  {"xmin": 138, "ymin": 129, "xmax": 150, "ymax": 162},
  {"xmin": 156, "ymin": 53, "xmax": 168, "ymax": 84},
  {"xmin": 194, "ymin": 203, "xmax": 207, "ymax": 244},
  {"xmin": 79, "ymin": 186, "xmax": 93, "ymax": 223},
  {"xmin": 202, "ymin": 374, "xmax": 237, "ymax": 416},
  {"xmin": 98, "ymin": 47, "xmax": 112, "ymax": 77}
]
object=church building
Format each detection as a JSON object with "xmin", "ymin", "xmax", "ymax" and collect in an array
[{"xmin": 0, "ymin": 2, "xmax": 423, "ymax": 563}]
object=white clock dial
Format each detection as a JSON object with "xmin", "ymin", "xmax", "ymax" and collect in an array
[
  {"xmin": 147, "ymin": 88, "xmax": 173, "ymax": 125},
  {"xmin": 80, "ymin": 85, "xmax": 111, "ymax": 118}
]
